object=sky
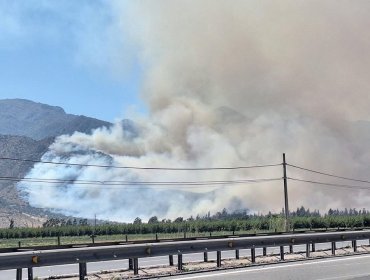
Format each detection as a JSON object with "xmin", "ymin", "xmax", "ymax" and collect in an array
[{"xmin": 0, "ymin": 0, "xmax": 143, "ymax": 122}]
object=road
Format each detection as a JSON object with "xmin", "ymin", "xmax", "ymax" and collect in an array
[
  {"xmin": 0, "ymin": 240, "xmax": 366, "ymax": 279},
  {"xmin": 161, "ymin": 254, "xmax": 370, "ymax": 280}
]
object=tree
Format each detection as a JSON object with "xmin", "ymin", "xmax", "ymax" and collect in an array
[
  {"xmin": 174, "ymin": 217, "xmax": 184, "ymax": 223},
  {"xmin": 148, "ymin": 216, "xmax": 159, "ymax": 224},
  {"xmin": 133, "ymin": 217, "xmax": 142, "ymax": 224}
]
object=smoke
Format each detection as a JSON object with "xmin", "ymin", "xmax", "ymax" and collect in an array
[{"xmin": 18, "ymin": 0, "xmax": 370, "ymax": 221}]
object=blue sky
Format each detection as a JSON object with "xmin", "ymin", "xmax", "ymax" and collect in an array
[{"xmin": 0, "ymin": 0, "xmax": 144, "ymax": 122}]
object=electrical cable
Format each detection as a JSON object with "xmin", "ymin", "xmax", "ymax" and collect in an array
[
  {"xmin": 0, "ymin": 176, "xmax": 282, "ymax": 187},
  {"xmin": 288, "ymin": 163, "xmax": 370, "ymax": 184},
  {"xmin": 288, "ymin": 177, "xmax": 370, "ymax": 191},
  {"xmin": 0, "ymin": 156, "xmax": 281, "ymax": 171}
]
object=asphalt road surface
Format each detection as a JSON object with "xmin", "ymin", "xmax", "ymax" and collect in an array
[{"xmin": 0, "ymin": 240, "xmax": 366, "ymax": 279}]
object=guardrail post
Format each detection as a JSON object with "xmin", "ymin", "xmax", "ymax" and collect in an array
[
  {"xmin": 79, "ymin": 262, "xmax": 87, "ymax": 280},
  {"xmin": 280, "ymin": 246, "xmax": 284, "ymax": 260},
  {"xmin": 331, "ymin": 241, "xmax": 336, "ymax": 255},
  {"xmin": 289, "ymin": 245, "xmax": 293, "ymax": 253},
  {"xmin": 311, "ymin": 243, "xmax": 315, "ymax": 252},
  {"xmin": 235, "ymin": 249, "xmax": 240, "ymax": 259},
  {"xmin": 306, "ymin": 243, "xmax": 310, "ymax": 258},
  {"xmin": 217, "ymin": 251, "xmax": 222, "ymax": 267},
  {"xmin": 251, "ymin": 247, "xmax": 256, "ymax": 263},
  {"xmin": 27, "ymin": 267, "xmax": 33, "ymax": 280},
  {"xmin": 18, "ymin": 241, "xmax": 21, "ymax": 248},
  {"xmin": 353, "ymin": 240, "xmax": 357, "ymax": 252},
  {"xmin": 178, "ymin": 254, "xmax": 183, "ymax": 271},
  {"xmin": 125, "ymin": 235, "xmax": 128, "ymax": 242},
  {"xmin": 16, "ymin": 268, "xmax": 22, "ymax": 280},
  {"xmin": 204, "ymin": 251, "xmax": 208, "ymax": 262},
  {"xmin": 57, "ymin": 235, "xmax": 61, "ymax": 246},
  {"xmin": 133, "ymin": 258, "xmax": 139, "ymax": 275},
  {"xmin": 263, "ymin": 247, "xmax": 267, "ymax": 256},
  {"xmin": 129, "ymin": 258, "xmax": 133, "ymax": 270},
  {"xmin": 169, "ymin": 255, "xmax": 174, "ymax": 266}
]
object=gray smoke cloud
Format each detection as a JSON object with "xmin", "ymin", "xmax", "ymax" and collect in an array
[{"xmin": 19, "ymin": 0, "xmax": 370, "ymax": 221}]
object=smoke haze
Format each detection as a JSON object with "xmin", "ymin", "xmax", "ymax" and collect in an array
[{"xmin": 19, "ymin": 1, "xmax": 370, "ymax": 221}]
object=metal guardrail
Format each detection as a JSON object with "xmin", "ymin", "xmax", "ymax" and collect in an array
[
  {"xmin": 5, "ymin": 229, "xmax": 370, "ymax": 280},
  {"xmin": 0, "ymin": 228, "xmax": 362, "ymax": 254}
]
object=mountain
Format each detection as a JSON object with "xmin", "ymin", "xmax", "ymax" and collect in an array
[
  {"xmin": 0, "ymin": 99, "xmax": 113, "ymax": 227},
  {"xmin": 0, "ymin": 99, "xmax": 111, "ymax": 140}
]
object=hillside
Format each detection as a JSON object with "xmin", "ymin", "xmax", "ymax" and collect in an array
[
  {"xmin": 0, "ymin": 99, "xmax": 114, "ymax": 227},
  {"xmin": 0, "ymin": 99, "xmax": 111, "ymax": 140}
]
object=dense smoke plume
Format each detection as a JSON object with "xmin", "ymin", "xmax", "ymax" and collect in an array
[{"xmin": 19, "ymin": 1, "xmax": 370, "ymax": 221}]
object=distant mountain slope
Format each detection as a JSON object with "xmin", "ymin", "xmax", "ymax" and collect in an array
[
  {"xmin": 0, "ymin": 99, "xmax": 117, "ymax": 227},
  {"xmin": 0, "ymin": 99, "xmax": 111, "ymax": 140},
  {"xmin": 0, "ymin": 135, "xmax": 55, "ymax": 227},
  {"xmin": 0, "ymin": 134, "xmax": 53, "ymax": 200}
]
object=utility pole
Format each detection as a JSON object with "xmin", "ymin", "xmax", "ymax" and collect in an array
[{"xmin": 283, "ymin": 153, "xmax": 289, "ymax": 232}]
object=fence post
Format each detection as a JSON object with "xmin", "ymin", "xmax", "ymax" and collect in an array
[
  {"xmin": 306, "ymin": 243, "xmax": 310, "ymax": 258},
  {"xmin": 331, "ymin": 242, "xmax": 336, "ymax": 255},
  {"xmin": 133, "ymin": 258, "xmax": 139, "ymax": 275},
  {"xmin": 289, "ymin": 245, "xmax": 293, "ymax": 253},
  {"xmin": 251, "ymin": 247, "xmax": 256, "ymax": 263},
  {"xmin": 16, "ymin": 268, "xmax": 22, "ymax": 280},
  {"xmin": 263, "ymin": 247, "xmax": 267, "ymax": 256},
  {"xmin": 178, "ymin": 254, "xmax": 183, "ymax": 271},
  {"xmin": 79, "ymin": 262, "xmax": 87, "ymax": 280},
  {"xmin": 216, "ymin": 251, "xmax": 222, "ymax": 267},
  {"xmin": 27, "ymin": 267, "xmax": 33, "ymax": 280},
  {"xmin": 204, "ymin": 251, "xmax": 208, "ymax": 262},
  {"xmin": 353, "ymin": 240, "xmax": 357, "ymax": 252},
  {"xmin": 280, "ymin": 246, "xmax": 284, "ymax": 260}
]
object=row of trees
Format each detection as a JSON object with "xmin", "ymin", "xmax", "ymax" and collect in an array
[
  {"xmin": 140, "ymin": 206, "xmax": 367, "ymax": 225},
  {"xmin": 1, "ymin": 213, "xmax": 370, "ymax": 239}
]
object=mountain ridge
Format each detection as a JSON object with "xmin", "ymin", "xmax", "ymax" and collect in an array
[{"xmin": 0, "ymin": 99, "xmax": 111, "ymax": 140}]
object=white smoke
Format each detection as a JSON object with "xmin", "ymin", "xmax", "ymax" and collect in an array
[{"xmin": 18, "ymin": 0, "xmax": 370, "ymax": 221}]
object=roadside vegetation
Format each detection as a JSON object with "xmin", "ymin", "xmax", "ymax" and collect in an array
[{"xmin": 0, "ymin": 207, "xmax": 369, "ymax": 248}]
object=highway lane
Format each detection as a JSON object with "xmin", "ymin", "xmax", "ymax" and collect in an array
[
  {"xmin": 161, "ymin": 254, "xmax": 370, "ymax": 280},
  {"xmin": 0, "ymin": 240, "xmax": 366, "ymax": 279}
]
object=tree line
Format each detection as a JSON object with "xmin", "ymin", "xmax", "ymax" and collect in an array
[{"xmin": 1, "ymin": 207, "xmax": 370, "ymax": 239}]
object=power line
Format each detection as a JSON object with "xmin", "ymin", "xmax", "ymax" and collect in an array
[
  {"xmin": 0, "ymin": 176, "xmax": 282, "ymax": 187},
  {"xmin": 288, "ymin": 177, "xmax": 370, "ymax": 191},
  {"xmin": 0, "ymin": 156, "xmax": 281, "ymax": 171},
  {"xmin": 287, "ymin": 163, "xmax": 370, "ymax": 184}
]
